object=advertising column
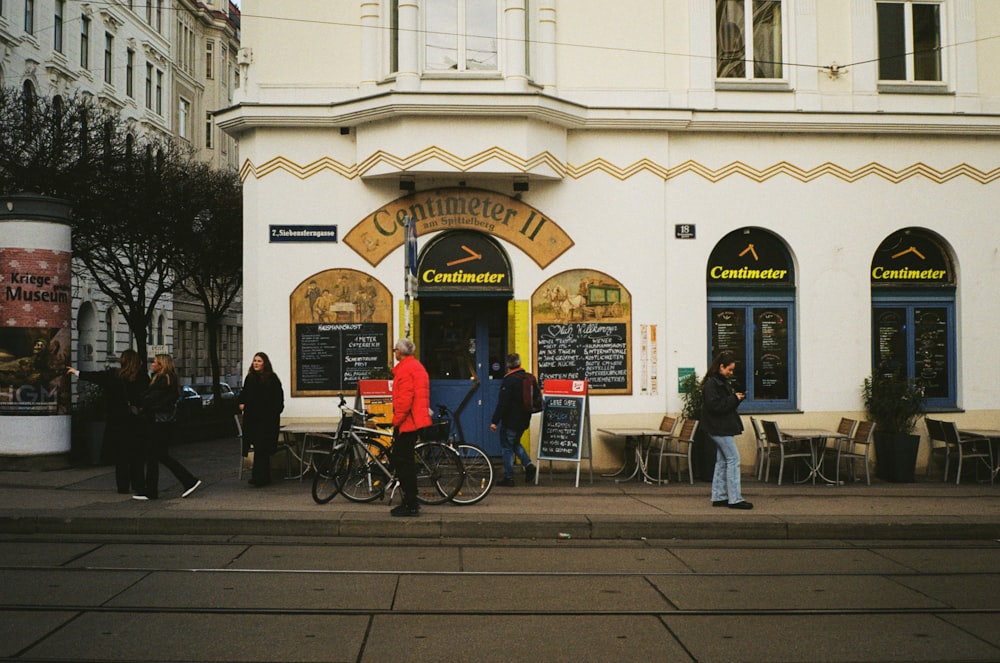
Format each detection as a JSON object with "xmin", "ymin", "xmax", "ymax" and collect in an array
[{"xmin": 0, "ymin": 195, "xmax": 73, "ymax": 456}]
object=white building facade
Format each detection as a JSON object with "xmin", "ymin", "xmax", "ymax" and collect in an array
[{"xmin": 219, "ymin": 1, "xmax": 1000, "ymax": 470}]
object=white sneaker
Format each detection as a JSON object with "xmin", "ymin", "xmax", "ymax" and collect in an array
[
  {"xmin": 181, "ymin": 480, "xmax": 202, "ymax": 498},
  {"xmin": 131, "ymin": 495, "xmax": 149, "ymax": 501}
]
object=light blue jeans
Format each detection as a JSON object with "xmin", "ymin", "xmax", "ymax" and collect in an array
[
  {"xmin": 498, "ymin": 425, "xmax": 533, "ymax": 480},
  {"xmin": 709, "ymin": 434, "xmax": 744, "ymax": 504}
]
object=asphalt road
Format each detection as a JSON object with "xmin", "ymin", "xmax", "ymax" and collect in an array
[{"xmin": 2, "ymin": 534, "xmax": 999, "ymax": 662}]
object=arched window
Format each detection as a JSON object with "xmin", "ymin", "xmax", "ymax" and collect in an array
[
  {"xmin": 706, "ymin": 227, "xmax": 797, "ymax": 411},
  {"xmin": 870, "ymin": 228, "xmax": 956, "ymax": 408}
]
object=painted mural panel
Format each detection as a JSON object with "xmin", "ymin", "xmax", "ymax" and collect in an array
[
  {"xmin": 532, "ymin": 269, "xmax": 632, "ymax": 395},
  {"xmin": 289, "ymin": 269, "xmax": 393, "ymax": 397}
]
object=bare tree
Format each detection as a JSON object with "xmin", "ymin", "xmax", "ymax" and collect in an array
[
  {"xmin": 176, "ymin": 165, "xmax": 244, "ymax": 407},
  {"xmin": 0, "ymin": 86, "xmax": 240, "ymax": 368}
]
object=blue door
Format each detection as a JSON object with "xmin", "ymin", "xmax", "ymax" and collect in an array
[{"xmin": 421, "ymin": 300, "xmax": 507, "ymax": 456}]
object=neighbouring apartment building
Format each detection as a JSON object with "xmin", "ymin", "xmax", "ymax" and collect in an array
[
  {"xmin": 219, "ymin": 1, "xmax": 999, "ymax": 471},
  {"xmin": 0, "ymin": 0, "xmax": 244, "ymax": 386}
]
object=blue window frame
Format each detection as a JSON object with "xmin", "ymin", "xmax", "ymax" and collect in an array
[
  {"xmin": 871, "ymin": 228, "xmax": 956, "ymax": 409},
  {"xmin": 872, "ymin": 295, "xmax": 955, "ymax": 409},
  {"xmin": 708, "ymin": 293, "xmax": 797, "ymax": 412},
  {"xmin": 707, "ymin": 227, "xmax": 797, "ymax": 413}
]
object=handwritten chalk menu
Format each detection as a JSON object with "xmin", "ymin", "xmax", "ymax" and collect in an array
[
  {"xmin": 295, "ymin": 323, "xmax": 390, "ymax": 393},
  {"xmin": 536, "ymin": 379, "xmax": 592, "ymax": 486},
  {"xmin": 538, "ymin": 379, "xmax": 589, "ymax": 460},
  {"xmin": 535, "ymin": 323, "xmax": 629, "ymax": 393},
  {"xmin": 914, "ymin": 307, "xmax": 949, "ymax": 399}
]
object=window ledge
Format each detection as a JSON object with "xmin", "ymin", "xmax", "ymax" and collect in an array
[
  {"xmin": 715, "ymin": 80, "xmax": 792, "ymax": 92},
  {"xmin": 878, "ymin": 83, "xmax": 951, "ymax": 95},
  {"xmin": 421, "ymin": 72, "xmax": 504, "ymax": 81}
]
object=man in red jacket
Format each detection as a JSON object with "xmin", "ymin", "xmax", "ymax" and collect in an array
[{"xmin": 390, "ymin": 338, "xmax": 432, "ymax": 517}]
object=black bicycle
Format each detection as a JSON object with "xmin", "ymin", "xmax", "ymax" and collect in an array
[
  {"xmin": 429, "ymin": 403, "xmax": 494, "ymax": 505},
  {"xmin": 312, "ymin": 397, "xmax": 465, "ymax": 505}
]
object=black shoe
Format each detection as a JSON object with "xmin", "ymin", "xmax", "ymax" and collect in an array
[
  {"xmin": 712, "ymin": 500, "xmax": 728, "ymax": 507},
  {"xmin": 525, "ymin": 464, "xmax": 536, "ymax": 484},
  {"xmin": 728, "ymin": 501, "xmax": 754, "ymax": 510},
  {"xmin": 390, "ymin": 503, "xmax": 420, "ymax": 517},
  {"xmin": 497, "ymin": 478, "xmax": 516, "ymax": 487}
]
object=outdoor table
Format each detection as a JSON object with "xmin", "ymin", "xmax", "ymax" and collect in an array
[
  {"xmin": 780, "ymin": 428, "xmax": 851, "ymax": 485},
  {"xmin": 597, "ymin": 428, "xmax": 672, "ymax": 484},
  {"xmin": 279, "ymin": 421, "xmax": 339, "ymax": 480},
  {"xmin": 958, "ymin": 428, "xmax": 1000, "ymax": 482}
]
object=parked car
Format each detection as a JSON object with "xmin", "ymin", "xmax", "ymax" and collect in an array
[
  {"xmin": 190, "ymin": 382, "xmax": 236, "ymax": 409},
  {"xmin": 178, "ymin": 385, "xmax": 204, "ymax": 422}
]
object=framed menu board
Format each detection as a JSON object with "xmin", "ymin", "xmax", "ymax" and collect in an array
[
  {"xmin": 535, "ymin": 323, "xmax": 630, "ymax": 393},
  {"xmin": 290, "ymin": 269, "xmax": 393, "ymax": 396},
  {"xmin": 294, "ymin": 322, "xmax": 390, "ymax": 394}
]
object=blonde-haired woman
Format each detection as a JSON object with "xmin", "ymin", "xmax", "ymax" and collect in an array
[{"xmin": 134, "ymin": 354, "xmax": 201, "ymax": 500}]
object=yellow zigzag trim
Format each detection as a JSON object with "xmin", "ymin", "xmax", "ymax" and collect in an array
[{"xmin": 240, "ymin": 151, "xmax": 1000, "ymax": 185}]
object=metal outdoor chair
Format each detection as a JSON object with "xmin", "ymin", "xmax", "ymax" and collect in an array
[
  {"xmin": 750, "ymin": 416, "xmax": 777, "ymax": 481},
  {"xmin": 656, "ymin": 418, "xmax": 699, "ymax": 485},
  {"xmin": 643, "ymin": 415, "xmax": 678, "ymax": 483},
  {"xmin": 924, "ymin": 417, "xmax": 950, "ymax": 479},
  {"xmin": 235, "ymin": 414, "xmax": 295, "ymax": 480},
  {"xmin": 940, "ymin": 421, "xmax": 993, "ymax": 485},
  {"xmin": 835, "ymin": 419, "xmax": 873, "ymax": 485},
  {"xmin": 760, "ymin": 420, "xmax": 812, "ymax": 486}
]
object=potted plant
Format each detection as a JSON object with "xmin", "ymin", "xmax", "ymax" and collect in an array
[
  {"xmin": 862, "ymin": 369, "xmax": 925, "ymax": 482},
  {"xmin": 680, "ymin": 372, "xmax": 715, "ymax": 481}
]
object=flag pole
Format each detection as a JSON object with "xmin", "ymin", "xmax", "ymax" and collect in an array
[{"xmin": 403, "ymin": 215, "xmax": 417, "ymax": 338}]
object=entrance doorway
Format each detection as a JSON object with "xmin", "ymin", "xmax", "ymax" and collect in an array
[{"xmin": 420, "ymin": 300, "xmax": 507, "ymax": 456}]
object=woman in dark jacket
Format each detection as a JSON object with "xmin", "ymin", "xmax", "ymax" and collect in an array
[
  {"xmin": 135, "ymin": 354, "xmax": 201, "ymax": 500},
  {"xmin": 701, "ymin": 350, "xmax": 752, "ymax": 510},
  {"xmin": 238, "ymin": 352, "xmax": 284, "ymax": 487},
  {"xmin": 68, "ymin": 349, "xmax": 148, "ymax": 494}
]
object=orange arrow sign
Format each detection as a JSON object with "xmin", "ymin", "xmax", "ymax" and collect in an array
[{"xmin": 446, "ymin": 245, "xmax": 483, "ymax": 266}]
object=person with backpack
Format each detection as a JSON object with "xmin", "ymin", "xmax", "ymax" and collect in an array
[{"xmin": 490, "ymin": 353, "xmax": 538, "ymax": 486}]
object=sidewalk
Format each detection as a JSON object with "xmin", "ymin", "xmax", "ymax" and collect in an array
[{"xmin": 1, "ymin": 435, "xmax": 998, "ymax": 541}]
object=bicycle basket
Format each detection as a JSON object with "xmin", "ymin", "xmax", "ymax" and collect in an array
[{"xmin": 420, "ymin": 422, "xmax": 450, "ymax": 442}]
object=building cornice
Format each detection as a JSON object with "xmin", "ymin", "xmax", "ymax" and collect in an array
[{"xmin": 216, "ymin": 92, "xmax": 1000, "ymax": 138}]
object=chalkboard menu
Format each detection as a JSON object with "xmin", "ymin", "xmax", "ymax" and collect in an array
[
  {"xmin": 295, "ymin": 323, "xmax": 389, "ymax": 393},
  {"xmin": 914, "ymin": 307, "xmax": 949, "ymax": 399},
  {"xmin": 711, "ymin": 307, "xmax": 746, "ymax": 365},
  {"xmin": 538, "ymin": 395, "xmax": 586, "ymax": 461},
  {"xmin": 753, "ymin": 308, "xmax": 788, "ymax": 400},
  {"xmin": 535, "ymin": 323, "xmax": 629, "ymax": 393},
  {"xmin": 874, "ymin": 308, "xmax": 906, "ymax": 372}
]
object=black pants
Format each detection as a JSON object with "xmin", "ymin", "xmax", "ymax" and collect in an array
[
  {"xmin": 142, "ymin": 422, "xmax": 197, "ymax": 499},
  {"xmin": 109, "ymin": 416, "xmax": 146, "ymax": 494},
  {"xmin": 250, "ymin": 434, "xmax": 276, "ymax": 484},
  {"xmin": 391, "ymin": 429, "xmax": 419, "ymax": 506}
]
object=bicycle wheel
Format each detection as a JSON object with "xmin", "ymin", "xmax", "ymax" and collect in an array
[
  {"xmin": 451, "ymin": 444, "xmax": 493, "ymax": 505},
  {"xmin": 414, "ymin": 442, "xmax": 465, "ymax": 505},
  {"xmin": 339, "ymin": 439, "xmax": 391, "ymax": 503},
  {"xmin": 311, "ymin": 443, "xmax": 349, "ymax": 504}
]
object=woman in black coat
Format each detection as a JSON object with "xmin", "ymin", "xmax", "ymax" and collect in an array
[
  {"xmin": 68, "ymin": 349, "xmax": 148, "ymax": 494},
  {"xmin": 239, "ymin": 352, "xmax": 284, "ymax": 487},
  {"xmin": 701, "ymin": 350, "xmax": 752, "ymax": 510},
  {"xmin": 135, "ymin": 354, "xmax": 201, "ymax": 500}
]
